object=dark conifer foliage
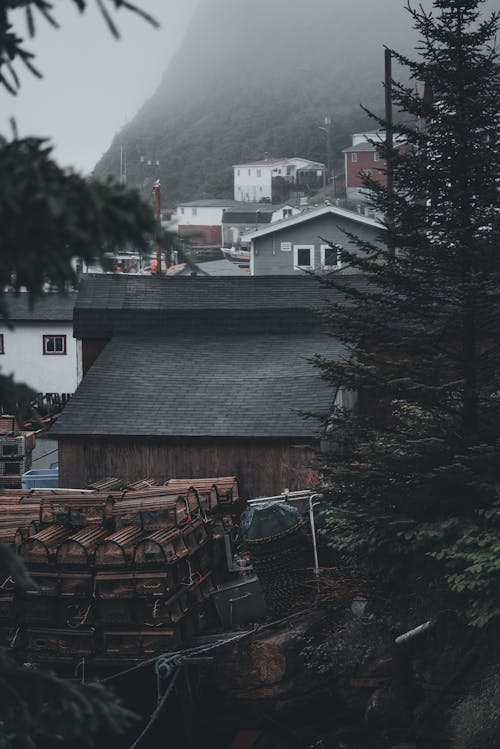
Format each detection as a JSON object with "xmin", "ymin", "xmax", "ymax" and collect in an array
[{"xmin": 315, "ymin": 0, "xmax": 500, "ymax": 626}]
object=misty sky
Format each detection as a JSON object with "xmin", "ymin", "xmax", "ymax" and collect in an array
[{"xmin": 0, "ymin": 1, "xmax": 197, "ymax": 174}]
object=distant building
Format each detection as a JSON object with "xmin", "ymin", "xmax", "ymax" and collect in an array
[
  {"xmin": 233, "ymin": 158, "xmax": 325, "ymax": 203},
  {"xmin": 343, "ymin": 131, "xmax": 387, "ymax": 202},
  {"xmin": 343, "ymin": 130, "xmax": 406, "ymax": 202},
  {"xmin": 0, "ymin": 291, "xmax": 79, "ymax": 397},
  {"xmin": 175, "ymin": 199, "xmax": 299, "ymax": 248},
  {"xmin": 241, "ymin": 204, "xmax": 384, "ymax": 275}
]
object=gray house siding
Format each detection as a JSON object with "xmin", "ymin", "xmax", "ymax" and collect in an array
[{"xmin": 252, "ymin": 214, "xmax": 382, "ymax": 275}]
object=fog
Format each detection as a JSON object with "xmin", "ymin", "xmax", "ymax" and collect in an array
[
  {"xmin": 0, "ymin": 1, "xmax": 197, "ymax": 173},
  {"xmin": 1, "ymin": 0, "xmax": 496, "ymax": 177}
]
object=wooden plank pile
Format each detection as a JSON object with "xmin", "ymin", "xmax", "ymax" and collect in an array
[{"xmin": 0, "ymin": 476, "xmax": 239, "ymax": 662}]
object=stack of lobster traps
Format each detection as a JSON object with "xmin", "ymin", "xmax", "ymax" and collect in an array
[{"xmin": 0, "ymin": 476, "xmax": 239, "ymax": 663}]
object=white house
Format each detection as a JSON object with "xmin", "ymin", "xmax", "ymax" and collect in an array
[
  {"xmin": 175, "ymin": 199, "xmax": 301, "ymax": 247},
  {"xmin": 233, "ymin": 157, "xmax": 326, "ymax": 202},
  {"xmin": 0, "ymin": 291, "xmax": 79, "ymax": 396}
]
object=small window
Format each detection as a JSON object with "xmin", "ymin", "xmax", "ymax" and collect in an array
[
  {"xmin": 2, "ymin": 444, "xmax": 18, "ymax": 457},
  {"xmin": 283, "ymin": 209, "xmax": 292, "ymax": 218},
  {"xmin": 43, "ymin": 335, "xmax": 67, "ymax": 355},
  {"xmin": 237, "ymin": 169, "xmax": 240, "ymax": 176},
  {"xmin": 373, "ymin": 151, "xmax": 380, "ymax": 161},
  {"xmin": 0, "ymin": 334, "xmax": 3, "ymax": 354},
  {"xmin": 286, "ymin": 166, "xmax": 292, "ymax": 176},
  {"xmin": 4, "ymin": 463, "xmax": 21, "ymax": 475},
  {"xmin": 351, "ymin": 153, "xmax": 358, "ymax": 163},
  {"xmin": 180, "ymin": 207, "xmax": 185, "ymax": 214},
  {"xmin": 192, "ymin": 208, "xmax": 197, "ymax": 216},
  {"xmin": 257, "ymin": 169, "xmax": 261, "ymax": 177},
  {"xmin": 294, "ymin": 245, "xmax": 314, "ymax": 270},
  {"xmin": 321, "ymin": 244, "xmax": 342, "ymax": 268},
  {"xmin": 248, "ymin": 169, "xmax": 251, "ymax": 176}
]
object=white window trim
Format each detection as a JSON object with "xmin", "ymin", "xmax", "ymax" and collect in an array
[
  {"xmin": 293, "ymin": 244, "xmax": 314, "ymax": 270},
  {"xmin": 320, "ymin": 243, "xmax": 342, "ymax": 269},
  {"xmin": 351, "ymin": 153, "xmax": 358, "ymax": 163}
]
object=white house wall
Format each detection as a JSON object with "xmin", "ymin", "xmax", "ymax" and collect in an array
[
  {"xmin": 234, "ymin": 165, "xmax": 277, "ymax": 202},
  {"xmin": 0, "ymin": 321, "xmax": 78, "ymax": 394},
  {"xmin": 176, "ymin": 206, "xmax": 226, "ymax": 227}
]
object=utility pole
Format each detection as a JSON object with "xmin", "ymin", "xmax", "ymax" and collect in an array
[
  {"xmin": 319, "ymin": 116, "xmax": 332, "ymax": 194},
  {"xmin": 119, "ymin": 146, "xmax": 127, "ymax": 186},
  {"xmin": 153, "ymin": 180, "xmax": 162, "ymax": 274},
  {"xmin": 384, "ymin": 47, "xmax": 396, "ymax": 256},
  {"xmin": 384, "ymin": 48, "xmax": 394, "ymax": 196}
]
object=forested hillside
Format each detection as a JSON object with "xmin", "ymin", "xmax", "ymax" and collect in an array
[{"xmin": 93, "ymin": 0, "xmax": 416, "ymax": 204}]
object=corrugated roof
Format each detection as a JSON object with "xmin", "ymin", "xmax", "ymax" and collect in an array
[
  {"xmin": 1, "ymin": 291, "xmax": 76, "ymax": 321},
  {"xmin": 51, "ymin": 333, "xmax": 344, "ymax": 439}
]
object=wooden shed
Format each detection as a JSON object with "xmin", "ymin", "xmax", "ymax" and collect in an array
[{"xmin": 50, "ymin": 275, "xmax": 346, "ymax": 496}]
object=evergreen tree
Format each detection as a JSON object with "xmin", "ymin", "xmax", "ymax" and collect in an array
[
  {"xmin": 0, "ymin": 3, "xmax": 159, "ymax": 746},
  {"xmin": 315, "ymin": 0, "xmax": 500, "ymax": 626}
]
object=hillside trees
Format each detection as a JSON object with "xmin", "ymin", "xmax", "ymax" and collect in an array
[{"xmin": 315, "ymin": 0, "xmax": 500, "ymax": 626}]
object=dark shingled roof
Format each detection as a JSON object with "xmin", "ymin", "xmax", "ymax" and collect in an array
[
  {"xmin": 51, "ymin": 333, "xmax": 344, "ymax": 438},
  {"xmin": 222, "ymin": 211, "xmax": 273, "ymax": 224},
  {"xmin": 74, "ymin": 274, "xmax": 369, "ymax": 338},
  {"xmin": 1, "ymin": 291, "xmax": 76, "ymax": 321}
]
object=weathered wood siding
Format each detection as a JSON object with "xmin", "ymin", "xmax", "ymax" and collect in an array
[{"xmin": 58, "ymin": 438, "xmax": 318, "ymax": 497}]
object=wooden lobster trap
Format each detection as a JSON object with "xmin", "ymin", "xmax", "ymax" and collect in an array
[
  {"xmin": 133, "ymin": 570, "xmax": 176, "ymax": 599},
  {"xmin": 58, "ymin": 572, "xmax": 94, "ymax": 598},
  {"xmin": 94, "ymin": 526, "xmax": 144, "ymax": 568},
  {"xmin": 94, "ymin": 572, "xmax": 135, "ymax": 599},
  {"xmin": 19, "ymin": 526, "xmax": 72, "ymax": 567},
  {"xmin": 135, "ymin": 589, "xmax": 189, "ymax": 627},
  {"xmin": 39, "ymin": 494, "xmax": 114, "ymax": 528},
  {"xmin": 102, "ymin": 629, "xmax": 179, "ymax": 658},
  {"xmin": 182, "ymin": 518, "xmax": 209, "ymax": 555},
  {"xmin": 95, "ymin": 598, "xmax": 133, "ymax": 626},
  {"xmin": 23, "ymin": 596, "xmax": 58, "ymax": 625},
  {"xmin": 56, "ymin": 525, "xmax": 110, "ymax": 568},
  {"xmin": 0, "ymin": 591, "xmax": 14, "ymax": 623},
  {"xmin": 115, "ymin": 488, "xmax": 200, "ymax": 532},
  {"xmin": 24, "ymin": 627, "xmax": 95, "ymax": 658},
  {"xmin": 133, "ymin": 528, "xmax": 188, "ymax": 567},
  {"xmin": 87, "ymin": 477, "xmax": 122, "ymax": 492},
  {"xmin": 24, "ymin": 571, "xmax": 59, "ymax": 597}
]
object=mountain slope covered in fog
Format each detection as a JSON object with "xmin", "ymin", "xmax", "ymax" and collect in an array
[{"xmin": 93, "ymin": 0, "xmax": 419, "ymax": 203}]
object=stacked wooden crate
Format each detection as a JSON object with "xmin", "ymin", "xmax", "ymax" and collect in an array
[
  {"xmin": 0, "ymin": 476, "xmax": 239, "ymax": 662},
  {"xmin": 0, "ymin": 416, "xmax": 36, "ymax": 489}
]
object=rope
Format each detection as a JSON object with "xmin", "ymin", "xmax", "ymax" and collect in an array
[{"xmin": 125, "ymin": 631, "xmax": 249, "ymax": 749}]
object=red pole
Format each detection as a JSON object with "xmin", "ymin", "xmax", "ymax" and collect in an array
[{"xmin": 153, "ymin": 180, "xmax": 162, "ymax": 274}]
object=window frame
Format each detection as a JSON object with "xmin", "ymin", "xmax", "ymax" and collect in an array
[
  {"xmin": 320, "ymin": 243, "xmax": 342, "ymax": 269},
  {"xmin": 293, "ymin": 244, "xmax": 314, "ymax": 270},
  {"xmin": 351, "ymin": 152, "xmax": 358, "ymax": 163},
  {"xmin": 43, "ymin": 334, "xmax": 67, "ymax": 356}
]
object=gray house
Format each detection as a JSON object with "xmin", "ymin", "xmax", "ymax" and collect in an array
[{"xmin": 241, "ymin": 205, "xmax": 384, "ymax": 275}]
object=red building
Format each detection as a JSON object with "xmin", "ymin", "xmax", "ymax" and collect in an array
[{"xmin": 343, "ymin": 131, "xmax": 387, "ymax": 202}]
